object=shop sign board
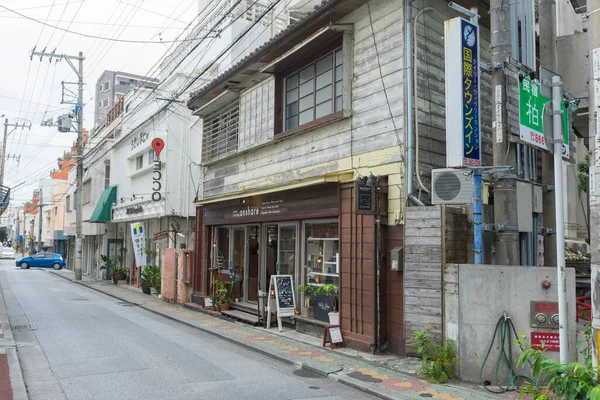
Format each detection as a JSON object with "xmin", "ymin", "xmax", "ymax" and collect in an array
[
  {"xmin": 204, "ymin": 184, "xmax": 339, "ymax": 225},
  {"xmin": 130, "ymin": 222, "xmax": 147, "ymax": 267},
  {"xmin": 445, "ymin": 17, "xmax": 481, "ymax": 167},
  {"xmin": 518, "ymin": 75, "xmax": 570, "ymax": 158},
  {"xmin": 266, "ymin": 275, "xmax": 296, "ymax": 332},
  {"xmin": 354, "ymin": 182, "xmax": 375, "ymax": 215}
]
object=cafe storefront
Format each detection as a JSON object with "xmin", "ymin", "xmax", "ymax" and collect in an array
[{"xmin": 201, "ymin": 183, "xmax": 340, "ymax": 320}]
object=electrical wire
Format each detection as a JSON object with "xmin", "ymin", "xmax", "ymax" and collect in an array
[{"xmin": 0, "ymin": 4, "xmax": 223, "ymax": 44}]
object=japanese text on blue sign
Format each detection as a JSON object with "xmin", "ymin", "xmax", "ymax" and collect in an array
[{"xmin": 461, "ymin": 20, "xmax": 480, "ymax": 166}]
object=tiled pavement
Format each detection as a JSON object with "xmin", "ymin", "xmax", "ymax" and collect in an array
[{"xmin": 50, "ymin": 269, "xmax": 524, "ymax": 400}]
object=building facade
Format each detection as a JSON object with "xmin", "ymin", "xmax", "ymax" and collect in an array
[
  {"xmin": 188, "ymin": 0, "xmax": 407, "ymax": 353},
  {"xmin": 93, "ymin": 70, "xmax": 159, "ymax": 130}
]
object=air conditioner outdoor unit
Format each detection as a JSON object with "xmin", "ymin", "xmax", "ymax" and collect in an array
[{"xmin": 431, "ymin": 168, "xmax": 474, "ymax": 205}]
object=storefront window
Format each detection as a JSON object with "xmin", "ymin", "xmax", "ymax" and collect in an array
[{"xmin": 304, "ymin": 221, "xmax": 339, "ymax": 287}]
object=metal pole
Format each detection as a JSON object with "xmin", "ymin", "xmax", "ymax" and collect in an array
[
  {"xmin": 474, "ymin": 169, "xmax": 483, "ymax": 264},
  {"xmin": 38, "ymin": 187, "xmax": 43, "ymax": 253},
  {"xmin": 589, "ymin": 0, "xmax": 600, "ymax": 373},
  {"xmin": 491, "ymin": 0, "xmax": 519, "ymax": 265},
  {"xmin": 375, "ymin": 178, "xmax": 382, "ymax": 354},
  {"xmin": 1, "ymin": 119, "xmax": 7, "ymax": 186},
  {"xmin": 551, "ymin": 75, "xmax": 568, "ymax": 363},
  {"xmin": 74, "ymin": 51, "xmax": 84, "ymax": 281},
  {"xmin": 539, "ymin": 0, "xmax": 557, "ymax": 268}
]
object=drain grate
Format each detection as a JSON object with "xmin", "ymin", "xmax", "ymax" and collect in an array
[
  {"xmin": 293, "ymin": 369, "xmax": 322, "ymax": 378},
  {"xmin": 70, "ymin": 298, "xmax": 90, "ymax": 301},
  {"xmin": 11, "ymin": 324, "xmax": 37, "ymax": 331},
  {"xmin": 15, "ymin": 342, "xmax": 35, "ymax": 349}
]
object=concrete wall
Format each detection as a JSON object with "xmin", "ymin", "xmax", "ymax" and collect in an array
[{"xmin": 445, "ymin": 264, "xmax": 577, "ymax": 384}]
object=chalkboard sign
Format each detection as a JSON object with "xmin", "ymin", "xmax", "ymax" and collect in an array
[
  {"xmin": 275, "ymin": 276, "xmax": 294, "ymax": 309},
  {"xmin": 313, "ymin": 294, "xmax": 333, "ymax": 322},
  {"xmin": 266, "ymin": 275, "xmax": 296, "ymax": 331}
]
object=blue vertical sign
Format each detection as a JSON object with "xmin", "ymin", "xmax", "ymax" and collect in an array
[
  {"xmin": 445, "ymin": 18, "xmax": 481, "ymax": 168},
  {"xmin": 461, "ymin": 19, "xmax": 480, "ymax": 166}
]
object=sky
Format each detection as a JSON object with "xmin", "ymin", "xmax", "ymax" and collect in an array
[{"xmin": 0, "ymin": 0, "xmax": 198, "ymax": 204}]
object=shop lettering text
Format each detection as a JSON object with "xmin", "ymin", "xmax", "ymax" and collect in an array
[
  {"xmin": 126, "ymin": 206, "xmax": 144, "ymax": 215},
  {"xmin": 232, "ymin": 199, "xmax": 284, "ymax": 218},
  {"xmin": 130, "ymin": 130, "xmax": 149, "ymax": 151},
  {"xmin": 152, "ymin": 160, "xmax": 162, "ymax": 202}
]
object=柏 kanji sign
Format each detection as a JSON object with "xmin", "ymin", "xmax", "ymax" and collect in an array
[
  {"xmin": 445, "ymin": 17, "xmax": 481, "ymax": 168},
  {"xmin": 519, "ymin": 76, "xmax": 570, "ymax": 158}
]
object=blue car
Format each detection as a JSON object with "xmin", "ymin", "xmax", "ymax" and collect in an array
[{"xmin": 16, "ymin": 253, "xmax": 65, "ymax": 270}]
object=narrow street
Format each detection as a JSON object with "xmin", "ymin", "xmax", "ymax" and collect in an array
[{"xmin": 0, "ymin": 260, "xmax": 374, "ymax": 400}]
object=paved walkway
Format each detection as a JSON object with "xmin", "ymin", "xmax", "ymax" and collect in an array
[
  {"xmin": 50, "ymin": 269, "xmax": 522, "ymax": 400},
  {"xmin": 0, "ymin": 270, "xmax": 28, "ymax": 399}
]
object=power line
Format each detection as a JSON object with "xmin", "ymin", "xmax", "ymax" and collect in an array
[
  {"xmin": 0, "ymin": 4, "xmax": 219, "ymax": 44},
  {"xmin": 0, "ymin": 16, "xmax": 189, "ymax": 30}
]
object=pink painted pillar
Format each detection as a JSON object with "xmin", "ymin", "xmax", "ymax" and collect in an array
[{"xmin": 161, "ymin": 248, "xmax": 176, "ymax": 303}]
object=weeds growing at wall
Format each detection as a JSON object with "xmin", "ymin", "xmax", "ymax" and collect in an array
[{"xmin": 413, "ymin": 331, "xmax": 457, "ymax": 384}]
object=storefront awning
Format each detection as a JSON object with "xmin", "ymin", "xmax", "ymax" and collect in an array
[{"xmin": 89, "ymin": 186, "xmax": 117, "ymax": 223}]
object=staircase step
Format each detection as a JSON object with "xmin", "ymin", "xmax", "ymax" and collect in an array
[
  {"xmin": 221, "ymin": 309, "xmax": 262, "ymax": 326},
  {"xmin": 230, "ymin": 302, "xmax": 259, "ymax": 314}
]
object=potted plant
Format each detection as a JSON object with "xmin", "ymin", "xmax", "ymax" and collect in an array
[
  {"xmin": 315, "ymin": 283, "xmax": 339, "ymax": 325},
  {"xmin": 298, "ymin": 284, "xmax": 317, "ymax": 317},
  {"xmin": 141, "ymin": 265, "xmax": 159, "ymax": 295},
  {"xmin": 99, "ymin": 254, "xmax": 127, "ymax": 284},
  {"xmin": 210, "ymin": 281, "xmax": 233, "ymax": 312}
]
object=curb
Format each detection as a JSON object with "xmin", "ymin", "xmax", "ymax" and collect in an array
[
  {"xmin": 48, "ymin": 271, "xmax": 410, "ymax": 400},
  {"xmin": 0, "ymin": 278, "xmax": 27, "ymax": 400}
]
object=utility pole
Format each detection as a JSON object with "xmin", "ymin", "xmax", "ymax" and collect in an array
[
  {"xmin": 31, "ymin": 49, "xmax": 84, "ymax": 280},
  {"xmin": 1, "ymin": 120, "xmax": 30, "ymax": 186},
  {"xmin": 15, "ymin": 208, "xmax": 20, "ymax": 254},
  {"xmin": 491, "ymin": 0, "xmax": 519, "ymax": 265},
  {"xmin": 588, "ymin": 0, "xmax": 600, "ymax": 372},
  {"xmin": 37, "ymin": 187, "xmax": 43, "ymax": 253}
]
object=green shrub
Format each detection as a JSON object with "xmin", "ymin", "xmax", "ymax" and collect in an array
[
  {"xmin": 517, "ymin": 326, "xmax": 600, "ymax": 399},
  {"xmin": 413, "ymin": 331, "xmax": 457, "ymax": 384}
]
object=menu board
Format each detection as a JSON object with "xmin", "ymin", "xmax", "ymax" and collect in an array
[{"xmin": 275, "ymin": 275, "xmax": 294, "ymax": 310}]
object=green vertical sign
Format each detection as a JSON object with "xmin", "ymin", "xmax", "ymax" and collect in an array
[
  {"xmin": 518, "ymin": 76, "xmax": 570, "ymax": 158},
  {"xmin": 519, "ymin": 77, "xmax": 550, "ymax": 150}
]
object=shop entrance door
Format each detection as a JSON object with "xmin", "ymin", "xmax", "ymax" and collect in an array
[
  {"xmin": 261, "ymin": 223, "xmax": 298, "ymax": 298},
  {"xmin": 231, "ymin": 228, "xmax": 245, "ymax": 302},
  {"xmin": 245, "ymin": 226, "xmax": 260, "ymax": 302}
]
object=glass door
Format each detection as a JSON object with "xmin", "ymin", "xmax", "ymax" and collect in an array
[
  {"xmin": 277, "ymin": 224, "xmax": 297, "ymax": 277},
  {"xmin": 262, "ymin": 225, "xmax": 278, "ymax": 294},
  {"xmin": 246, "ymin": 226, "xmax": 260, "ymax": 302},
  {"xmin": 231, "ymin": 228, "xmax": 245, "ymax": 302}
]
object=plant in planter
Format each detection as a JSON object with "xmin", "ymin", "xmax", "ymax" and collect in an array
[
  {"xmin": 315, "ymin": 283, "xmax": 339, "ymax": 325},
  {"xmin": 99, "ymin": 254, "xmax": 127, "ymax": 284},
  {"xmin": 209, "ymin": 281, "xmax": 233, "ymax": 312},
  {"xmin": 141, "ymin": 265, "xmax": 159, "ymax": 295},
  {"xmin": 298, "ymin": 284, "xmax": 317, "ymax": 317}
]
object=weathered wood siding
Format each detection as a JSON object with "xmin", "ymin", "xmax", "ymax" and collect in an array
[
  {"xmin": 404, "ymin": 206, "xmax": 443, "ymax": 354},
  {"xmin": 238, "ymin": 77, "xmax": 275, "ymax": 151},
  {"xmin": 412, "ymin": 0, "xmax": 493, "ymax": 200},
  {"xmin": 202, "ymin": 0, "xmax": 404, "ymax": 221}
]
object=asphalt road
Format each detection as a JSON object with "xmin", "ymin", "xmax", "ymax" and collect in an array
[{"xmin": 0, "ymin": 260, "xmax": 374, "ymax": 400}]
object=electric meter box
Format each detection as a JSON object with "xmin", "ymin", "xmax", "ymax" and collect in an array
[{"xmin": 390, "ymin": 246, "xmax": 403, "ymax": 271}]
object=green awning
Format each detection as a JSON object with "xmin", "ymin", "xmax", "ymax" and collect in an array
[{"xmin": 89, "ymin": 186, "xmax": 117, "ymax": 223}]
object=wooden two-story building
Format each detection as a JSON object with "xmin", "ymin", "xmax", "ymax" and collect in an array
[{"xmin": 186, "ymin": 0, "xmax": 491, "ymax": 355}]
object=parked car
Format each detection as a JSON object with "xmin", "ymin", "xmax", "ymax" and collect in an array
[
  {"xmin": 0, "ymin": 248, "xmax": 15, "ymax": 260},
  {"xmin": 16, "ymin": 253, "xmax": 65, "ymax": 270}
]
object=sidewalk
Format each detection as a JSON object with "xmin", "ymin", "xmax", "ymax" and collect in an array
[
  {"xmin": 0, "ymin": 273, "xmax": 28, "ymax": 400},
  {"xmin": 50, "ymin": 269, "xmax": 521, "ymax": 400}
]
